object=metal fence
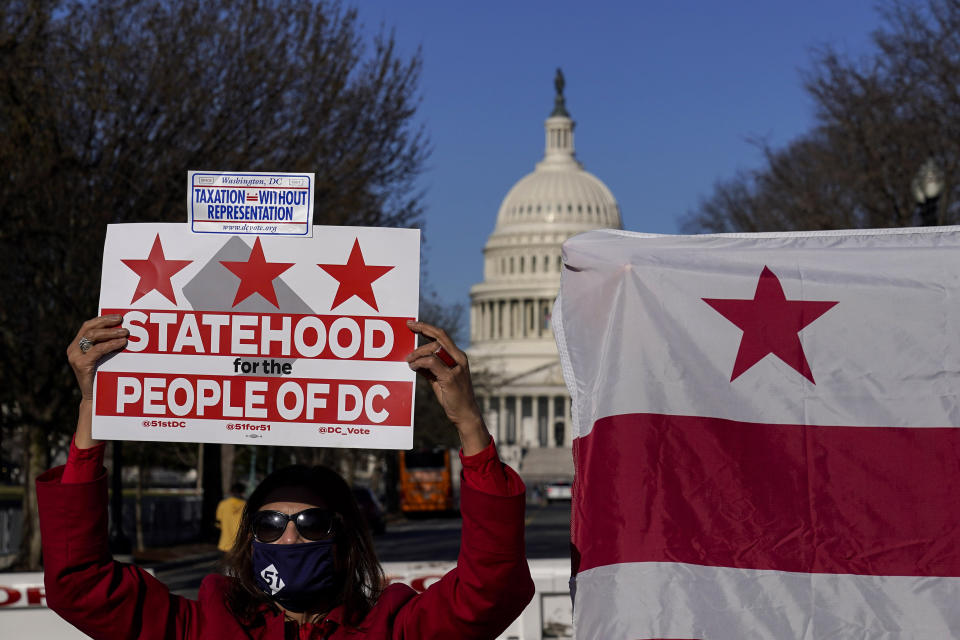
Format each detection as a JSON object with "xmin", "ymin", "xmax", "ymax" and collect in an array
[
  {"xmin": 0, "ymin": 494, "xmax": 203, "ymax": 557},
  {"xmin": 0, "ymin": 502, "xmax": 21, "ymax": 559}
]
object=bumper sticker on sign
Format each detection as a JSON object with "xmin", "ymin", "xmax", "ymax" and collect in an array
[{"xmin": 188, "ymin": 171, "xmax": 314, "ymax": 237}]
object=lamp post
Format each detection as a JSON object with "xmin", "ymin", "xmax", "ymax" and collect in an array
[{"xmin": 912, "ymin": 158, "xmax": 945, "ymax": 227}]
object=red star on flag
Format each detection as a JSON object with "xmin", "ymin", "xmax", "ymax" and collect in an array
[
  {"xmin": 220, "ymin": 237, "xmax": 295, "ymax": 308},
  {"xmin": 703, "ymin": 266, "xmax": 838, "ymax": 383},
  {"xmin": 121, "ymin": 234, "xmax": 193, "ymax": 304},
  {"xmin": 317, "ymin": 238, "xmax": 395, "ymax": 311}
]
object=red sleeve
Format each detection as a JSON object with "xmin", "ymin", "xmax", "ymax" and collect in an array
[
  {"xmin": 37, "ymin": 465, "xmax": 203, "ymax": 639},
  {"xmin": 61, "ymin": 436, "xmax": 106, "ymax": 484},
  {"xmin": 459, "ymin": 438, "xmax": 525, "ymax": 497},
  {"xmin": 394, "ymin": 439, "xmax": 534, "ymax": 639}
]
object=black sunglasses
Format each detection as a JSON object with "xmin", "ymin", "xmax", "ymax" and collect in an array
[{"xmin": 252, "ymin": 508, "xmax": 340, "ymax": 543}]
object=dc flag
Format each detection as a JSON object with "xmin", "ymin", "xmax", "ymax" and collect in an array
[{"xmin": 553, "ymin": 227, "xmax": 960, "ymax": 639}]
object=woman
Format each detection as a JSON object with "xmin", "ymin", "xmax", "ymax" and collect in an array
[{"xmin": 38, "ymin": 315, "xmax": 534, "ymax": 639}]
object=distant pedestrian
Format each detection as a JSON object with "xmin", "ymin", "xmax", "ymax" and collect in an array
[
  {"xmin": 531, "ymin": 484, "xmax": 543, "ymax": 507},
  {"xmin": 216, "ymin": 482, "xmax": 247, "ymax": 553}
]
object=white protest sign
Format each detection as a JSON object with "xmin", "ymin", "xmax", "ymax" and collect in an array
[
  {"xmin": 188, "ymin": 171, "xmax": 315, "ymax": 237},
  {"xmin": 92, "ymin": 223, "xmax": 419, "ymax": 449}
]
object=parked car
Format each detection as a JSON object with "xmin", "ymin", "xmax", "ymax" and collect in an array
[
  {"xmin": 544, "ymin": 481, "xmax": 572, "ymax": 503},
  {"xmin": 352, "ymin": 486, "xmax": 387, "ymax": 535}
]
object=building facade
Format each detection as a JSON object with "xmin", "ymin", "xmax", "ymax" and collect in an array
[{"xmin": 467, "ymin": 71, "xmax": 622, "ymax": 481}]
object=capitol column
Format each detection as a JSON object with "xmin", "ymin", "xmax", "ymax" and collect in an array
[
  {"xmin": 521, "ymin": 299, "xmax": 529, "ymax": 338},
  {"xmin": 498, "ymin": 394, "xmax": 506, "ymax": 443},
  {"xmin": 490, "ymin": 300, "xmax": 498, "ymax": 339},
  {"xmin": 478, "ymin": 302, "xmax": 484, "ymax": 340},
  {"xmin": 496, "ymin": 300, "xmax": 503, "ymax": 338},
  {"xmin": 532, "ymin": 395, "xmax": 540, "ymax": 446},
  {"xmin": 547, "ymin": 394, "xmax": 556, "ymax": 447},
  {"xmin": 537, "ymin": 298, "xmax": 544, "ymax": 338},
  {"xmin": 482, "ymin": 301, "xmax": 488, "ymax": 339},
  {"xmin": 470, "ymin": 304, "xmax": 477, "ymax": 342},
  {"xmin": 511, "ymin": 396, "xmax": 519, "ymax": 445}
]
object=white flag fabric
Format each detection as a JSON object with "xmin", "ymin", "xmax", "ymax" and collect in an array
[{"xmin": 554, "ymin": 227, "xmax": 960, "ymax": 639}]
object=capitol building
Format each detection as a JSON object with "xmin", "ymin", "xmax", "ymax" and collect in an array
[{"xmin": 468, "ymin": 71, "xmax": 622, "ymax": 481}]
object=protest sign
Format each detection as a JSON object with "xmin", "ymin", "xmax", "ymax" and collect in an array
[
  {"xmin": 188, "ymin": 171, "xmax": 315, "ymax": 237},
  {"xmin": 92, "ymin": 223, "xmax": 419, "ymax": 449}
]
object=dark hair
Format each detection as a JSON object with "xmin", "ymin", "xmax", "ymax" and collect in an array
[
  {"xmin": 222, "ymin": 465, "xmax": 384, "ymax": 627},
  {"xmin": 229, "ymin": 482, "xmax": 246, "ymax": 496}
]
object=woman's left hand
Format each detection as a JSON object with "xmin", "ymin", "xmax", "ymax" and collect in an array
[{"xmin": 405, "ymin": 320, "xmax": 491, "ymax": 455}]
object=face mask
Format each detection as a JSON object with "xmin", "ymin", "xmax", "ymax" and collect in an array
[{"xmin": 252, "ymin": 539, "xmax": 338, "ymax": 613}]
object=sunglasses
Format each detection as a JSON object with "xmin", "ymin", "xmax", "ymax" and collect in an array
[{"xmin": 252, "ymin": 508, "xmax": 340, "ymax": 543}]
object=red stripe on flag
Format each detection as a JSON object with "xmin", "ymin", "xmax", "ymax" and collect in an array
[{"xmin": 572, "ymin": 413, "xmax": 960, "ymax": 577}]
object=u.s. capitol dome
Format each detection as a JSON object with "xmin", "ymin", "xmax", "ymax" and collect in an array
[{"xmin": 468, "ymin": 70, "xmax": 622, "ymax": 481}]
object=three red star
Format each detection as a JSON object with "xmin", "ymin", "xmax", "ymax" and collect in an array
[
  {"xmin": 220, "ymin": 237, "xmax": 295, "ymax": 308},
  {"xmin": 317, "ymin": 238, "xmax": 395, "ymax": 311},
  {"xmin": 703, "ymin": 266, "xmax": 838, "ymax": 383},
  {"xmin": 121, "ymin": 234, "xmax": 193, "ymax": 304}
]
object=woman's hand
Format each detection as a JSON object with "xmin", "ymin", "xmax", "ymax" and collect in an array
[
  {"xmin": 406, "ymin": 320, "xmax": 491, "ymax": 456},
  {"xmin": 67, "ymin": 315, "xmax": 128, "ymax": 448}
]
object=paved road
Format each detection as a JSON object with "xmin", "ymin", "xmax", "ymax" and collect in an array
[
  {"xmin": 375, "ymin": 500, "xmax": 571, "ymax": 562},
  {"xmin": 154, "ymin": 500, "xmax": 572, "ymax": 598},
  {"xmin": 524, "ymin": 501, "xmax": 573, "ymax": 559}
]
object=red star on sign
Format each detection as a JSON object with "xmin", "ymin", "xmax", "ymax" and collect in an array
[
  {"xmin": 220, "ymin": 237, "xmax": 295, "ymax": 308},
  {"xmin": 703, "ymin": 266, "xmax": 838, "ymax": 383},
  {"xmin": 317, "ymin": 238, "xmax": 395, "ymax": 311},
  {"xmin": 121, "ymin": 234, "xmax": 193, "ymax": 304}
]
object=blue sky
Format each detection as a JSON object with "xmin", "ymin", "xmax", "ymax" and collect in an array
[{"xmin": 356, "ymin": 1, "xmax": 886, "ymax": 333}]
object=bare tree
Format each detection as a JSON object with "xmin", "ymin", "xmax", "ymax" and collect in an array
[
  {"xmin": 684, "ymin": 0, "xmax": 960, "ymax": 234},
  {"xmin": 0, "ymin": 0, "xmax": 428, "ymax": 568}
]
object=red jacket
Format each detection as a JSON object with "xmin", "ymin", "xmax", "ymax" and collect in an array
[{"xmin": 37, "ymin": 448, "xmax": 534, "ymax": 639}]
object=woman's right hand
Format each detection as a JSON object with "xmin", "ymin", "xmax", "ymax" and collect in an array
[
  {"xmin": 405, "ymin": 320, "xmax": 491, "ymax": 456},
  {"xmin": 67, "ymin": 315, "xmax": 129, "ymax": 400}
]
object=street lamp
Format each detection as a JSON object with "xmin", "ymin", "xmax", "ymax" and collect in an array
[{"xmin": 912, "ymin": 158, "xmax": 945, "ymax": 226}]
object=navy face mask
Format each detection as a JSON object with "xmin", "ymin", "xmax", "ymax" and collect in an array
[{"xmin": 252, "ymin": 539, "xmax": 338, "ymax": 613}]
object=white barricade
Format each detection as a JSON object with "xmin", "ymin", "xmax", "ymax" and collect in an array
[
  {"xmin": 0, "ymin": 572, "xmax": 95, "ymax": 638},
  {"xmin": 382, "ymin": 558, "xmax": 572, "ymax": 640}
]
